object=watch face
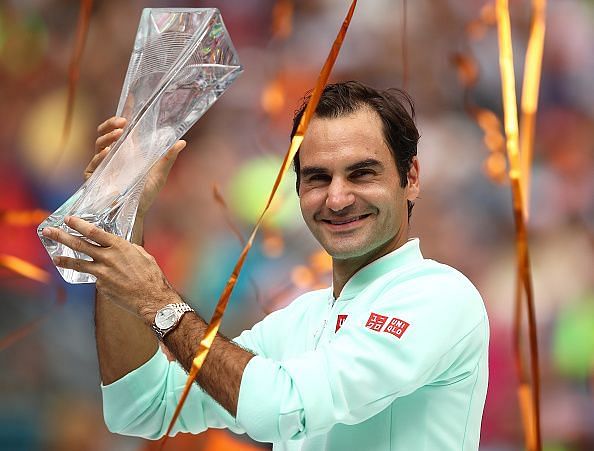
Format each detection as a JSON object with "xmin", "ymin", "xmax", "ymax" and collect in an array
[{"xmin": 155, "ymin": 306, "xmax": 177, "ymax": 329}]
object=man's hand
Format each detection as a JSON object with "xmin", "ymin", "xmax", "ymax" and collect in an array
[
  {"xmin": 43, "ymin": 216, "xmax": 177, "ymax": 321},
  {"xmin": 87, "ymin": 116, "xmax": 187, "ymax": 220},
  {"xmin": 65, "ymin": 117, "xmax": 187, "ymax": 385},
  {"xmin": 44, "ymin": 216, "xmax": 254, "ymax": 414}
]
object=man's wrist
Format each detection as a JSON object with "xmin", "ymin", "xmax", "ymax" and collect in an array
[
  {"xmin": 152, "ymin": 302, "xmax": 195, "ymax": 339},
  {"xmin": 138, "ymin": 287, "xmax": 181, "ymax": 326}
]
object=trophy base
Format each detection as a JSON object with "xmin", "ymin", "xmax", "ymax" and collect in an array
[
  {"xmin": 38, "ymin": 218, "xmax": 97, "ymax": 284},
  {"xmin": 38, "ymin": 187, "xmax": 139, "ymax": 284}
]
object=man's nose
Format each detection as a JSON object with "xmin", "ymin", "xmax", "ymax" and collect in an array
[{"xmin": 326, "ymin": 178, "xmax": 355, "ymax": 212}]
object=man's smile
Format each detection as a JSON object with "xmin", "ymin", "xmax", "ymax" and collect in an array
[{"xmin": 319, "ymin": 213, "xmax": 373, "ymax": 230}]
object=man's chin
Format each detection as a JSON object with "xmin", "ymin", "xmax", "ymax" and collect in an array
[
  {"xmin": 323, "ymin": 245, "xmax": 369, "ymax": 261},
  {"xmin": 322, "ymin": 235, "xmax": 399, "ymax": 263}
]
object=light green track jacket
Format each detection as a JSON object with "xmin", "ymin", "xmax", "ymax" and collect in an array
[{"xmin": 103, "ymin": 239, "xmax": 489, "ymax": 450}]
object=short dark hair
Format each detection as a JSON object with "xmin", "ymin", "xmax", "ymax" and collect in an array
[{"xmin": 291, "ymin": 81, "xmax": 420, "ymax": 219}]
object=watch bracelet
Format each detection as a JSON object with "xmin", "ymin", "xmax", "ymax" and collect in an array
[{"xmin": 152, "ymin": 302, "xmax": 194, "ymax": 339}]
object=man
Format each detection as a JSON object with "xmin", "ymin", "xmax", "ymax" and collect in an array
[{"xmin": 43, "ymin": 81, "xmax": 489, "ymax": 450}]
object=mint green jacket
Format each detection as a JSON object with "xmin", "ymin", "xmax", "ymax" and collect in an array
[{"xmin": 102, "ymin": 239, "xmax": 489, "ymax": 450}]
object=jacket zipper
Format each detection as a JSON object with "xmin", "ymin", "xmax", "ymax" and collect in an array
[{"xmin": 313, "ymin": 296, "xmax": 338, "ymax": 349}]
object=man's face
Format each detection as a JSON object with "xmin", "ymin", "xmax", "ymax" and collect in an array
[{"xmin": 298, "ymin": 107, "xmax": 419, "ymax": 262}]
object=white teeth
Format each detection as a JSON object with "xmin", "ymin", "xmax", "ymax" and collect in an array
[{"xmin": 330, "ymin": 216, "xmax": 361, "ymax": 225}]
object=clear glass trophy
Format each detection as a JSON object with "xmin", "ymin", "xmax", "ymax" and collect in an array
[{"xmin": 38, "ymin": 8, "xmax": 242, "ymax": 283}]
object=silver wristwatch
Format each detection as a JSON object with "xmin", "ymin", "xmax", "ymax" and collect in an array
[{"xmin": 152, "ymin": 302, "xmax": 194, "ymax": 339}]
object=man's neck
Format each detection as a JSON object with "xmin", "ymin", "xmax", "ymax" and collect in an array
[{"xmin": 331, "ymin": 232, "xmax": 409, "ymax": 299}]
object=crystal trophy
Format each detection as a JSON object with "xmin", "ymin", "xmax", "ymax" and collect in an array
[{"xmin": 38, "ymin": 8, "xmax": 242, "ymax": 283}]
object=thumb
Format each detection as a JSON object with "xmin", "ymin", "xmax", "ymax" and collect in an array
[
  {"xmin": 148, "ymin": 140, "xmax": 187, "ymax": 185},
  {"xmin": 167, "ymin": 140, "xmax": 187, "ymax": 159},
  {"xmin": 160, "ymin": 140, "xmax": 187, "ymax": 170}
]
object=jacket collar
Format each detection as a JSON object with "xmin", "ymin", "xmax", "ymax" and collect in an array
[{"xmin": 335, "ymin": 238, "xmax": 423, "ymax": 300}]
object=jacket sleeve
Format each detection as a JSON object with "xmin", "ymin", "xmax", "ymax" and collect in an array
[
  {"xmin": 100, "ymin": 295, "xmax": 311, "ymax": 439},
  {"xmin": 101, "ymin": 349, "xmax": 244, "ymax": 438},
  {"xmin": 235, "ymin": 279, "xmax": 488, "ymax": 443}
]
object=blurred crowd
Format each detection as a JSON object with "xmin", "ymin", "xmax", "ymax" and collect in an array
[{"xmin": 0, "ymin": 0, "xmax": 592, "ymax": 450}]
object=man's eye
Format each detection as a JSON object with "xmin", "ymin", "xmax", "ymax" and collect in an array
[
  {"xmin": 307, "ymin": 174, "xmax": 331, "ymax": 183},
  {"xmin": 350, "ymin": 169, "xmax": 375, "ymax": 178}
]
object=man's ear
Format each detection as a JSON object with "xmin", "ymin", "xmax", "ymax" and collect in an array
[{"xmin": 406, "ymin": 156, "xmax": 420, "ymax": 202}]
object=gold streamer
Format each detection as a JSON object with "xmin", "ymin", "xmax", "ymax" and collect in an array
[
  {"xmin": 519, "ymin": 0, "xmax": 546, "ymax": 220},
  {"xmin": 496, "ymin": 0, "xmax": 522, "ymax": 194},
  {"xmin": 159, "ymin": 1, "xmax": 359, "ymax": 446},
  {"xmin": 495, "ymin": 0, "xmax": 544, "ymax": 449}
]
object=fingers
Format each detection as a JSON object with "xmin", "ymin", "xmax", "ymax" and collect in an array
[
  {"xmin": 53, "ymin": 255, "xmax": 96, "ymax": 275},
  {"xmin": 84, "ymin": 147, "xmax": 110, "ymax": 180},
  {"xmin": 42, "ymin": 217, "xmax": 117, "ymax": 252},
  {"xmin": 88, "ymin": 117, "xmax": 126, "ymax": 180},
  {"xmin": 64, "ymin": 216, "xmax": 118, "ymax": 247},
  {"xmin": 97, "ymin": 116, "xmax": 126, "ymax": 136},
  {"xmin": 164, "ymin": 140, "xmax": 187, "ymax": 165},
  {"xmin": 95, "ymin": 127, "xmax": 124, "ymax": 153},
  {"xmin": 96, "ymin": 116, "xmax": 127, "ymax": 153},
  {"xmin": 153, "ymin": 140, "xmax": 187, "ymax": 174},
  {"xmin": 42, "ymin": 223, "xmax": 102, "ymax": 260}
]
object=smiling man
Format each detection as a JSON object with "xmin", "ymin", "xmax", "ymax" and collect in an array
[{"xmin": 43, "ymin": 81, "xmax": 489, "ymax": 450}]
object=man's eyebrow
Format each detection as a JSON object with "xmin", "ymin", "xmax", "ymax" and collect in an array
[
  {"xmin": 346, "ymin": 159, "xmax": 383, "ymax": 171},
  {"xmin": 300, "ymin": 166, "xmax": 329, "ymax": 177},
  {"xmin": 300, "ymin": 159, "xmax": 383, "ymax": 177}
]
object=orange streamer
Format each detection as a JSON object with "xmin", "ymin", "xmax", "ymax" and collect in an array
[
  {"xmin": 0, "ymin": 209, "xmax": 49, "ymax": 226},
  {"xmin": 60, "ymin": 0, "xmax": 93, "ymax": 148},
  {"xmin": 495, "ymin": 0, "xmax": 543, "ymax": 449},
  {"xmin": 213, "ymin": 184, "xmax": 246, "ymax": 246},
  {"xmin": 0, "ymin": 315, "xmax": 49, "ymax": 352},
  {"xmin": 0, "ymin": 259, "xmax": 65, "ymax": 352},
  {"xmin": 450, "ymin": 52, "xmax": 507, "ymax": 183},
  {"xmin": 159, "ymin": 1, "xmax": 358, "ymax": 446},
  {"xmin": 212, "ymin": 185, "xmax": 264, "ymax": 310},
  {"xmin": 0, "ymin": 254, "xmax": 50, "ymax": 284},
  {"xmin": 401, "ymin": 0, "xmax": 408, "ymax": 90},
  {"xmin": 451, "ymin": 53, "xmax": 479, "ymax": 88},
  {"xmin": 271, "ymin": 0, "xmax": 294, "ymax": 40},
  {"xmin": 510, "ymin": 175, "xmax": 540, "ymax": 451}
]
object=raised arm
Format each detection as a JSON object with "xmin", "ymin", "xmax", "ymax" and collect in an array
[{"xmin": 86, "ymin": 117, "xmax": 186, "ymax": 384}]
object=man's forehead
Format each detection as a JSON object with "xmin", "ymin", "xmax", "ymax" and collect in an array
[{"xmin": 298, "ymin": 109, "xmax": 390, "ymax": 167}]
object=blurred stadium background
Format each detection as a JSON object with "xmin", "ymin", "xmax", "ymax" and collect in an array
[{"xmin": 0, "ymin": 0, "xmax": 592, "ymax": 449}]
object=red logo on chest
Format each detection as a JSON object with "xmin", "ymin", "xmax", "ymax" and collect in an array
[
  {"xmin": 365, "ymin": 312, "xmax": 410, "ymax": 339},
  {"xmin": 383, "ymin": 317, "xmax": 410, "ymax": 339},
  {"xmin": 365, "ymin": 312, "xmax": 389, "ymax": 331},
  {"xmin": 335, "ymin": 314, "xmax": 349, "ymax": 332}
]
